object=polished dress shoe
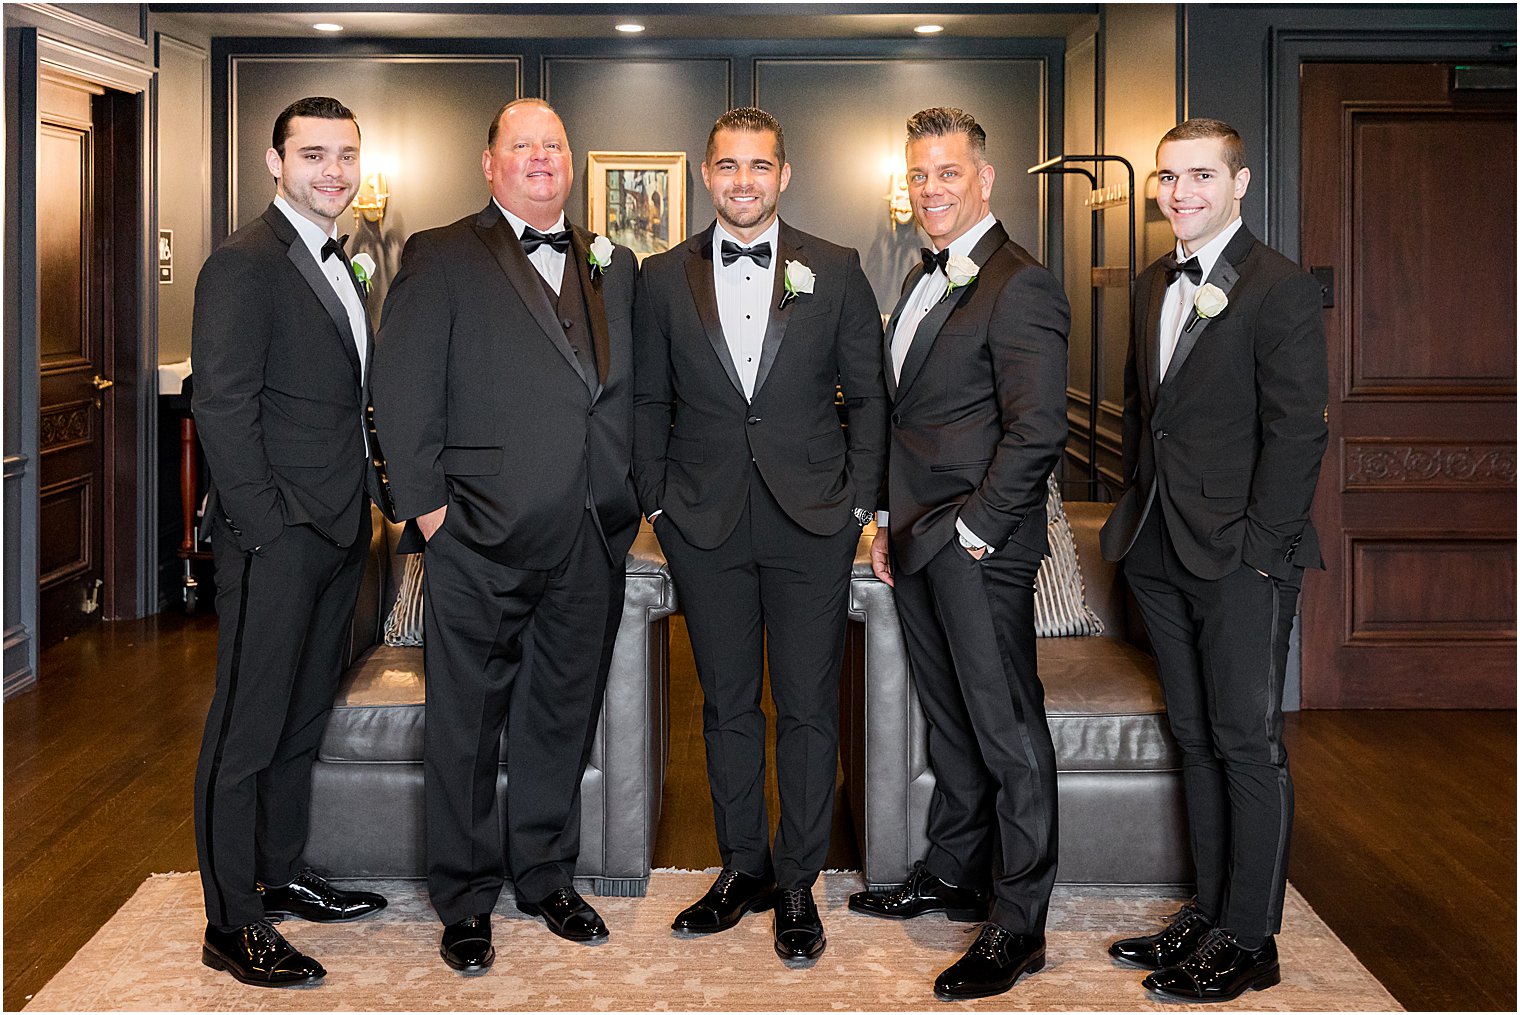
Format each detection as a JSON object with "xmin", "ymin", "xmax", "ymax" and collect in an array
[
  {"xmin": 202, "ymin": 920, "xmax": 325, "ymax": 987},
  {"xmin": 517, "ymin": 885, "xmax": 608, "ymax": 942},
  {"xmin": 848, "ymin": 861, "xmax": 987, "ymax": 923},
  {"xmin": 259, "ymin": 868, "xmax": 387, "ymax": 923},
  {"xmin": 1108, "ymin": 900, "xmax": 1214, "ymax": 970},
  {"xmin": 672, "ymin": 867, "xmax": 776, "ymax": 933},
  {"xmin": 1143, "ymin": 929, "xmax": 1280, "ymax": 1003},
  {"xmin": 773, "ymin": 886, "xmax": 826, "ymax": 961},
  {"xmin": 934, "ymin": 924, "xmax": 1045, "ymax": 1001},
  {"xmin": 440, "ymin": 914, "xmax": 494, "ymax": 973}
]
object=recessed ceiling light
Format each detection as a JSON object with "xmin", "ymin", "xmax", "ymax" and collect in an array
[
  {"xmin": 915, "ymin": 25, "xmax": 944, "ymax": 35},
  {"xmin": 312, "ymin": 23, "xmax": 344, "ymax": 33},
  {"xmin": 615, "ymin": 23, "xmax": 645, "ymax": 34}
]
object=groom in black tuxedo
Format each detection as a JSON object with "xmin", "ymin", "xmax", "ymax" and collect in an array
[
  {"xmin": 192, "ymin": 96, "xmax": 388, "ymax": 988},
  {"xmin": 1099, "ymin": 118, "xmax": 1327, "ymax": 1003},
  {"xmin": 848, "ymin": 106, "xmax": 1069, "ymax": 1002},
  {"xmin": 633, "ymin": 107, "xmax": 886, "ymax": 962},
  {"xmin": 371, "ymin": 98, "xmax": 639, "ymax": 974}
]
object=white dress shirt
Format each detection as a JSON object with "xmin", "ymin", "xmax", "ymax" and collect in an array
[
  {"xmin": 712, "ymin": 218, "xmax": 780, "ymax": 401},
  {"xmin": 880, "ymin": 212, "xmax": 999, "ymax": 552},
  {"xmin": 274, "ymin": 195, "xmax": 368, "ymax": 381},
  {"xmin": 1157, "ymin": 216, "xmax": 1243, "ymax": 381},
  {"xmin": 497, "ymin": 201, "xmax": 568, "ymax": 295}
]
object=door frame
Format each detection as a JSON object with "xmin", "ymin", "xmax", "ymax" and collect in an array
[{"xmin": 4, "ymin": 28, "xmax": 155, "ymax": 695}]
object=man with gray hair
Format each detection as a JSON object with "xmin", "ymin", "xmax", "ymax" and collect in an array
[{"xmin": 849, "ymin": 106, "xmax": 1069, "ymax": 1001}]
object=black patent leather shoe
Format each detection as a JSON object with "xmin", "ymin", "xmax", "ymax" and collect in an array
[
  {"xmin": 773, "ymin": 886, "xmax": 826, "ymax": 961},
  {"xmin": 848, "ymin": 861, "xmax": 988, "ymax": 923},
  {"xmin": 440, "ymin": 914, "xmax": 494, "ymax": 973},
  {"xmin": 202, "ymin": 920, "xmax": 325, "ymax": 987},
  {"xmin": 1143, "ymin": 929, "xmax": 1280, "ymax": 1003},
  {"xmin": 1108, "ymin": 900, "xmax": 1214, "ymax": 970},
  {"xmin": 259, "ymin": 868, "xmax": 387, "ymax": 923},
  {"xmin": 934, "ymin": 924, "xmax": 1045, "ymax": 1001},
  {"xmin": 672, "ymin": 867, "xmax": 776, "ymax": 933},
  {"xmin": 517, "ymin": 885, "xmax": 608, "ymax": 942}
]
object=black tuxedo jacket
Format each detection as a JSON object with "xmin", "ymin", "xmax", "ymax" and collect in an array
[
  {"xmin": 1099, "ymin": 224, "xmax": 1328, "ymax": 580},
  {"xmin": 192, "ymin": 203, "xmax": 381, "ymax": 552},
  {"xmin": 881, "ymin": 222, "xmax": 1070, "ymax": 577},
  {"xmin": 632, "ymin": 220, "xmax": 887, "ymax": 549},
  {"xmin": 371, "ymin": 202, "xmax": 639, "ymax": 569}
]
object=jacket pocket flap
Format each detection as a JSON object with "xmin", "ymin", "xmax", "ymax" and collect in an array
[
  {"xmin": 807, "ymin": 429, "xmax": 847, "ymax": 463},
  {"xmin": 667, "ymin": 435, "xmax": 704, "ymax": 464},
  {"xmin": 1202, "ymin": 469, "xmax": 1250, "ymax": 498},
  {"xmin": 929, "ymin": 459, "xmax": 992, "ymax": 473},
  {"xmin": 266, "ymin": 439, "xmax": 328, "ymax": 468},
  {"xmin": 440, "ymin": 446, "xmax": 503, "ymax": 476}
]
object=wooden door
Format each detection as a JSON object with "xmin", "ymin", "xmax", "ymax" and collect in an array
[
  {"xmin": 37, "ymin": 74, "xmax": 109, "ymax": 648},
  {"xmin": 1299, "ymin": 62, "xmax": 1516, "ymax": 707}
]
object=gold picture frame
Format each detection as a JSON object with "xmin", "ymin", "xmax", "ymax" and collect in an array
[{"xmin": 586, "ymin": 151, "xmax": 687, "ymax": 261}]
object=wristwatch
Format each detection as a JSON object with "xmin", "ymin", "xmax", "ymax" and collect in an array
[{"xmin": 852, "ymin": 507, "xmax": 873, "ymax": 527}]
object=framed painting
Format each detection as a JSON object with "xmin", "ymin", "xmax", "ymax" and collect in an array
[{"xmin": 586, "ymin": 151, "xmax": 687, "ymax": 260}]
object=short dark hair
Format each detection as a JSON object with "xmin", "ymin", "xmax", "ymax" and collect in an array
[
  {"xmin": 705, "ymin": 107, "xmax": 786, "ymax": 166},
  {"xmin": 905, "ymin": 107, "xmax": 987, "ymax": 164},
  {"xmin": 1158, "ymin": 118, "xmax": 1247, "ymax": 176},
  {"xmin": 272, "ymin": 96, "xmax": 358, "ymax": 156},
  {"xmin": 486, "ymin": 97, "xmax": 559, "ymax": 149}
]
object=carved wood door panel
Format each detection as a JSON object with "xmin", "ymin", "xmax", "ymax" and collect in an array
[{"xmin": 1299, "ymin": 62, "xmax": 1516, "ymax": 707}]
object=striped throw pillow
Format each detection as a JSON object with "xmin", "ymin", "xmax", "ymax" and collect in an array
[
  {"xmin": 382, "ymin": 552, "xmax": 425, "ymax": 647},
  {"xmin": 1034, "ymin": 474, "xmax": 1104, "ymax": 638}
]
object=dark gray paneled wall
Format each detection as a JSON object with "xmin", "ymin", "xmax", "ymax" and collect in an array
[
  {"xmin": 757, "ymin": 58, "xmax": 1048, "ymax": 305},
  {"xmin": 156, "ymin": 33, "xmax": 208, "ymax": 363},
  {"xmin": 230, "ymin": 56, "xmax": 521, "ymax": 306}
]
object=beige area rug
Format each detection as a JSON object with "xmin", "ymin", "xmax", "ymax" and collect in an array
[{"xmin": 27, "ymin": 870, "xmax": 1400, "ymax": 1012}]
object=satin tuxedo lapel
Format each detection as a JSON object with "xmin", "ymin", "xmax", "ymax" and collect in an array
[
  {"xmin": 882, "ymin": 264, "xmax": 925, "ymax": 401},
  {"xmin": 569, "ymin": 224, "xmax": 611, "ymax": 396},
  {"xmin": 894, "ymin": 222, "xmax": 1010, "ymax": 401},
  {"xmin": 752, "ymin": 222, "xmax": 803, "ymax": 396},
  {"xmin": 264, "ymin": 207, "xmax": 362, "ymax": 382},
  {"xmin": 472, "ymin": 204, "xmax": 585, "ymax": 382},
  {"xmin": 682, "ymin": 226, "xmax": 745, "ymax": 398},
  {"xmin": 1138, "ymin": 268, "xmax": 1167, "ymax": 409},
  {"xmin": 1162, "ymin": 252, "xmax": 1243, "ymax": 387}
]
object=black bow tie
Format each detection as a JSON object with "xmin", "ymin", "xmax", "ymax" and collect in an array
[
  {"xmin": 921, "ymin": 247, "xmax": 950, "ymax": 275},
  {"xmin": 1162, "ymin": 254, "xmax": 1203, "ymax": 286},
  {"xmin": 520, "ymin": 226, "xmax": 571, "ymax": 255},
  {"xmin": 320, "ymin": 234, "xmax": 349, "ymax": 262},
  {"xmin": 720, "ymin": 239, "xmax": 772, "ymax": 268}
]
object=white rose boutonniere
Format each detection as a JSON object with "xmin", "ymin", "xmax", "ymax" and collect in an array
[
  {"xmin": 350, "ymin": 253, "xmax": 376, "ymax": 294},
  {"xmin": 941, "ymin": 254, "xmax": 980, "ymax": 303},
  {"xmin": 780, "ymin": 259, "xmax": 816, "ymax": 309},
  {"xmin": 588, "ymin": 234, "xmax": 615, "ymax": 279},
  {"xmin": 1185, "ymin": 282, "xmax": 1228, "ymax": 332}
]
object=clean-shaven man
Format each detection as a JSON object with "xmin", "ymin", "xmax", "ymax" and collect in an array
[
  {"xmin": 192, "ymin": 95, "xmax": 388, "ymax": 988},
  {"xmin": 850, "ymin": 106, "xmax": 1069, "ymax": 1002},
  {"xmin": 1100, "ymin": 118, "xmax": 1327, "ymax": 1003},
  {"xmin": 632, "ymin": 107, "xmax": 886, "ymax": 963},
  {"xmin": 371, "ymin": 98, "xmax": 639, "ymax": 973}
]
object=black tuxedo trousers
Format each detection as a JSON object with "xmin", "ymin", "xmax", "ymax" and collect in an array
[
  {"xmin": 655, "ymin": 467, "xmax": 858, "ymax": 888},
  {"xmin": 194, "ymin": 511, "xmax": 369, "ymax": 928},
  {"xmin": 1123, "ymin": 509, "xmax": 1299, "ymax": 944},
  {"xmin": 891, "ymin": 536, "xmax": 1058, "ymax": 935}
]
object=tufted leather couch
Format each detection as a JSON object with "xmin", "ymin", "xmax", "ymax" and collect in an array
[
  {"xmin": 301, "ymin": 507, "xmax": 676, "ymax": 896},
  {"xmin": 839, "ymin": 501, "xmax": 1193, "ymax": 891}
]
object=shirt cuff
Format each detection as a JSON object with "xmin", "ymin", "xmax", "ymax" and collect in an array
[
  {"xmin": 875, "ymin": 509, "xmax": 890, "ymax": 528},
  {"xmin": 956, "ymin": 517, "xmax": 993, "ymax": 555}
]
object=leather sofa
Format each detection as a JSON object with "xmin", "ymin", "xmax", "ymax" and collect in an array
[
  {"xmin": 839, "ymin": 501, "xmax": 1194, "ymax": 890},
  {"xmin": 301, "ymin": 507, "xmax": 676, "ymax": 897}
]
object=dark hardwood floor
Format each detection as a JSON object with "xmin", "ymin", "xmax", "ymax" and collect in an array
[{"xmin": 4, "ymin": 613, "xmax": 1514, "ymax": 1011}]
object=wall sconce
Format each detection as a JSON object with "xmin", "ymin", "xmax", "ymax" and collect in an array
[
  {"xmin": 353, "ymin": 171, "xmax": 389, "ymax": 227},
  {"xmin": 883, "ymin": 157, "xmax": 913, "ymax": 228}
]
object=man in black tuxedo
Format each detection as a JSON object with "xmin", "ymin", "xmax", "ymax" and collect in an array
[
  {"xmin": 371, "ymin": 98, "xmax": 639, "ymax": 974},
  {"xmin": 191, "ymin": 96, "xmax": 388, "ymax": 988},
  {"xmin": 633, "ymin": 107, "xmax": 886, "ymax": 962},
  {"xmin": 1099, "ymin": 118, "xmax": 1327, "ymax": 1003},
  {"xmin": 849, "ymin": 107, "xmax": 1069, "ymax": 1002}
]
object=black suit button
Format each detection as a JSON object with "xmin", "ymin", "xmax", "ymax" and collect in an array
[
  {"xmin": 747, "ymin": 415, "xmax": 762, "ymax": 425},
  {"xmin": 1154, "ymin": 428, "xmax": 1167, "ymax": 440},
  {"xmin": 891, "ymin": 412, "xmax": 903, "ymax": 425},
  {"xmin": 562, "ymin": 318, "xmax": 573, "ymax": 329}
]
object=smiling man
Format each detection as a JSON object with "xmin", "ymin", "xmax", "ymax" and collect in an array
[
  {"xmin": 371, "ymin": 97, "xmax": 640, "ymax": 973},
  {"xmin": 1099, "ymin": 118, "xmax": 1327, "ymax": 1004},
  {"xmin": 632, "ymin": 107, "xmax": 885, "ymax": 963},
  {"xmin": 192, "ymin": 96, "xmax": 389, "ymax": 988},
  {"xmin": 848, "ymin": 106, "xmax": 1069, "ymax": 1002}
]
